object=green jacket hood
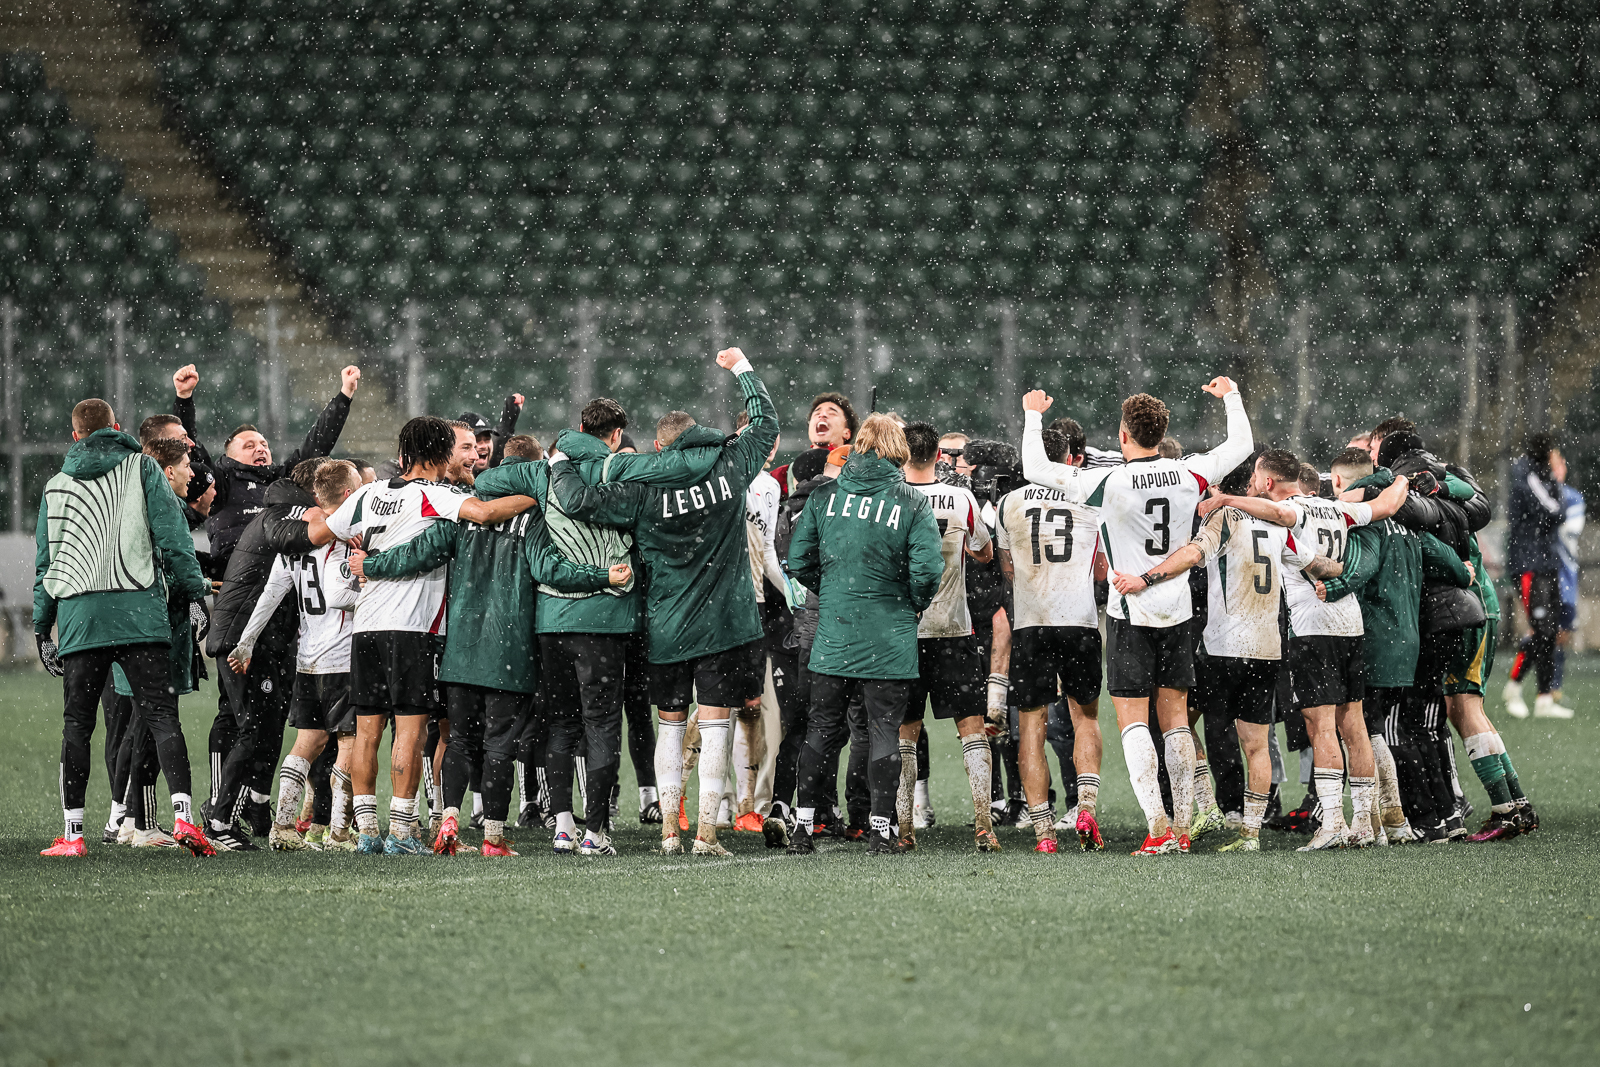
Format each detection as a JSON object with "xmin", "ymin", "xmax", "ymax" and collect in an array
[
  {"xmin": 554, "ymin": 425, "xmax": 725, "ymax": 489},
  {"xmin": 62, "ymin": 429, "xmax": 142, "ymax": 480},
  {"xmin": 499, "ymin": 454, "xmax": 531, "ymax": 467},
  {"xmin": 554, "ymin": 429, "xmax": 616, "ymax": 462},
  {"xmin": 1348, "ymin": 468, "xmax": 1394, "ymax": 493},
  {"xmin": 667, "ymin": 424, "xmax": 727, "ymax": 451},
  {"xmin": 836, "ymin": 452, "xmax": 905, "ymax": 494}
]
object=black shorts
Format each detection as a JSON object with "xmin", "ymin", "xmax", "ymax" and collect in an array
[
  {"xmin": 1105, "ymin": 616, "xmax": 1195, "ymax": 697},
  {"xmin": 651, "ymin": 639, "xmax": 764, "ymax": 711},
  {"xmin": 905, "ymin": 634, "xmax": 985, "ymax": 722},
  {"xmin": 1009, "ymin": 625, "xmax": 1103, "ymax": 708},
  {"xmin": 1193, "ymin": 652, "xmax": 1278, "ymax": 726},
  {"xmin": 350, "ymin": 631, "xmax": 442, "ymax": 716},
  {"xmin": 289, "ymin": 671, "xmax": 354, "ymax": 734},
  {"xmin": 1289, "ymin": 634, "xmax": 1365, "ymax": 708}
]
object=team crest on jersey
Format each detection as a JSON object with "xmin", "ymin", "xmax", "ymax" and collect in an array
[{"xmin": 260, "ymin": 678, "xmax": 274, "ymax": 694}]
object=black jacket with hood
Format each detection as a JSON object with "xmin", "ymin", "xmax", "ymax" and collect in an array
[
  {"xmin": 206, "ymin": 478, "xmax": 319, "ymax": 658},
  {"xmin": 177, "ymin": 389, "xmax": 351, "ymax": 577}
]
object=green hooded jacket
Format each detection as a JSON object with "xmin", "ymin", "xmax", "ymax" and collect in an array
[
  {"xmin": 1443, "ymin": 472, "xmax": 1499, "ymax": 620},
  {"xmin": 1322, "ymin": 473, "xmax": 1474, "ymax": 687},
  {"xmin": 475, "ymin": 454, "xmax": 650, "ymax": 635},
  {"xmin": 787, "ymin": 451, "xmax": 945, "ymax": 680},
  {"xmin": 359, "ymin": 500, "xmax": 611, "ymax": 693},
  {"xmin": 548, "ymin": 368, "xmax": 777, "ymax": 664},
  {"xmin": 34, "ymin": 429, "xmax": 210, "ymax": 656}
]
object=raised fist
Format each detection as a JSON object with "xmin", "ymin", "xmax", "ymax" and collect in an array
[
  {"xmin": 173, "ymin": 364, "xmax": 199, "ymax": 399},
  {"xmin": 341, "ymin": 366, "xmax": 361, "ymax": 397},
  {"xmin": 715, "ymin": 347, "xmax": 746, "ymax": 370},
  {"xmin": 512, "ymin": 393, "xmax": 525, "ymax": 409},
  {"xmin": 1202, "ymin": 376, "xmax": 1238, "ymax": 398},
  {"xmin": 1022, "ymin": 390, "xmax": 1053, "ymax": 414}
]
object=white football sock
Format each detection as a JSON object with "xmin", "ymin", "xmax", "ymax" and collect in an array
[
  {"xmin": 63, "ymin": 806, "xmax": 84, "ymax": 842},
  {"xmin": 1164, "ymin": 727, "xmax": 1196, "ymax": 834},
  {"xmin": 1348, "ymin": 776, "xmax": 1376, "ymax": 834},
  {"xmin": 107, "ymin": 799, "xmax": 127, "ymax": 833},
  {"xmin": 655, "ymin": 719, "xmax": 686, "ymax": 835},
  {"xmin": 695, "ymin": 720, "xmax": 730, "ymax": 838},
  {"xmin": 169, "ymin": 792, "xmax": 193, "ymax": 828},
  {"xmin": 1193, "ymin": 758, "xmax": 1217, "ymax": 811},
  {"xmin": 914, "ymin": 778, "xmax": 930, "ymax": 810},
  {"xmin": 329, "ymin": 767, "xmax": 353, "ymax": 834},
  {"xmin": 554, "ymin": 811, "xmax": 577, "ymax": 837},
  {"xmin": 1313, "ymin": 767, "xmax": 1346, "ymax": 833},
  {"xmin": 640, "ymin": 785, "xmax": 658, "ymax": 808},
  {"xmin": 1076, "ymin": 773, "xmax": 1100, "ymax": 815},
  {"xmin": 389, "ymin": 796, "xmax": 418, "ymax": 838},
  {"xmin": 484, "ymin": 819, "xmax": 505, "ymax": 840},
  {"xmin": 1370, "ymin": 734, "xmax": 1403, "ymax": 813},
  {"xmin": 896, "ymin": 739, "xmax": 917, "ymax": 835},
  {"xmin": 797, "ymin": 806, "xmax": 815, "ymax": 833},
  {"xmin": 1242, "ymin": 789, "xmax": 1268, "ymax": 836},
  {"xmin": 986, "ymin": 674, "xmax": 1010, "ymax": 716},
  {"xmin": 275, "ymin": 755, "xmax": 311, "ymax": 827},
  {"xmin": 248, "ymin": 789, "xmax": 271, "ymax": 806},
  {"xmin": 354, "ymin": 795, "xmax": 379, "ymax": 835},
  {"xmin": 960, "ymin": 733, "xmax": 993, "ymax": 830},
  {"xmin": 1120, "ymin": 722, "xmax": 1169, "ymax": 836},
  {"xmin": 473, "ymin": 792, "xmax": 484, "ymax": 818}
]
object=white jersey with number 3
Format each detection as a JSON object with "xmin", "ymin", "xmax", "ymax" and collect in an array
[
  {"xmin": 995, "ymin": 484, "xmax": 1100, "ymax": 630},
  {"xmin": 1020, "ymin": 393, "xmax": 1254, "ymax": 628},
  {"xmin": 325, "ymin": 477, "xmax": 469, "ymax": 635},
  {"xmin": 907, "ymin": 480, "xmax": 991, "ymax": 638}
]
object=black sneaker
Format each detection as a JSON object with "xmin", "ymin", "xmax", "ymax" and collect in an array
[
  {"xmin": 1267, "ymin": 790, "xmax": 1316, "ymax": 834},
  {"xmin": 102, "ymin": 825, "xmax": 121, "ymax": 844},
  {"xmin": 243, "ymin": 799, "xmax": 272, "ymax": 838},
  {"xmin": 787, "ymin": 825, "xmax": 815, "ymax": 855},
  {"xmin": 1518, "ymin": 800, "xmax": 1539, "ymax": 832},
  {"xmin": 469, "ymin": 811, "xmax": 485, "ymax": 832},
  {"xmin": 1264, "ymin": 783, "xmax": 1283, "ymax": 822},
  {"xmin": 639, "ymin": 801, "xmax": 663, "ymax": 825},
  {"xmin": 208, "ymin": 824, "xmax": 261, "ymax": 851},
  {"xmin": 1419, "ymin": 821, "xmax": 1450, "ymax": 845},
  {"xmin": 762, "ymin": 813, "xmax": 790, "ymax": 849},
  {"xmin": 1445, "ymin": 814, "xmax": 1468, "ymax": 841},
  {"xmin": 866, "ymin": 832, "xmax": 909, "ymax": 856},
  {"xmin": 1454, "ymin": 794, "xmax": 1474, "ymax": 821}
]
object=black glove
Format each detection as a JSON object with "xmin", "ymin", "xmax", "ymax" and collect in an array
[
  {"xmin": 1410, "ymin": 470, "xmax": 1439, "ymax": 497},
  {"xmin": 37, "ymin": 634, "xmax": 63, "ymax": 678}
]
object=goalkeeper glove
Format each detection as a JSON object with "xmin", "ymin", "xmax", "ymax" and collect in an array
[{"xmin": 37, "ymin": 634, "xmax": 63, "ymax": 677}]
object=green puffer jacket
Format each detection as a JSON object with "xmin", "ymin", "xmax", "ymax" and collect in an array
[
  {"xmin": 34, "ymin": 429, "xmax": 210, "ymax": 656},
  {"xmin": 1322, "ymin": 473, "xmax": 1474, "ymax": 687},
  {"xmin": 359, "ymin": 501, "xmax": 611, "ymax": 693},
  {"xmin": 788, "ymin": 451, "xmax": 944, "ymax": 680},
  {"xmin": 548, "ymin": 368, "xmax": 777, "ymax": 664}
]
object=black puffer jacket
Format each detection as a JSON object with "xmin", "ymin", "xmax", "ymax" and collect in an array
[
  {"xmin": 178, "ymin": 390, "xmax": 351, "ymax": 576},
  {"xmin": 776, "ymin": 473, "xmax": 828, "ymax": 652},
  {"xmin": 205, "ymin": 479, "xmax": 319, "ymax": 658}
]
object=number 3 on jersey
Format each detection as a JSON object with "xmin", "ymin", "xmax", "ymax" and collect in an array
[
  {"xmin": 1144, "ymin": 497, "xmax": 1170, "ymax": 555},
  {"xmin": 1025, "ymin": 506, "xmax": 1073, "ymax": 565}
]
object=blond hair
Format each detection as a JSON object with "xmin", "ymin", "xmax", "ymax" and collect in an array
[{"xmin": 854, "ymin": 413, "xmax": 910, "ymax": 467}]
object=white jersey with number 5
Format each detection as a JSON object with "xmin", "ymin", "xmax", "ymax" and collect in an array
[
  {"xmin": 325, "ymin": 477, "xmax": 469, "ymax": 635},
  {"xmin": 995, "ymin": 484, "xmax": 1100, "ymax": 630},
  {"xmin": 1192, "ymin": 506, "xmax": 1315, "ymax": 660},
  {"xmin": 1020, "ymin": 393, "xmax": 1254, "ymax": 628},
  {"xmin": 1284, "ymin": 495, "xmax": 1373, "ymax": 638}
]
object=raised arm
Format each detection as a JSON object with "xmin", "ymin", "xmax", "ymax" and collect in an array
[
  {"xmin": 1183, "ymin": 377, "xmax": 1254, "ymax": 486},
  {"xmin": 1365, "ymin": 474, "xmax": 1411, "ymax": 522},
  {"xmin": 720, "ymin": 348, "xmax": 780, "ymax": 483},
  {"xmin": 1020, "ymin": 390, "xmax": 1090, "ymax": 501},
  {"xmin": 457, "ymin": 494, "xmax": 538, "ymax": 526},
  {"xmin": 282, "ymin": 366, "xmax": 359, "ymax": 470}
]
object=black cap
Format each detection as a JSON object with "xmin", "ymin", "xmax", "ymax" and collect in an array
[
  {"xmin": 619, "ymin": 431, "xmax": 637, "ymax": 452},
  {"xmin": 791, "ymin": 446, "xmax": 830, "ymax": 484},
  {"xmin": 185, "ymin": 464, "xmax": 215, "ymax": 505},
  {"xmin": 458, "ymin": 412, "xmax": 493, "ymax": 436},
  {"xmin": 1377, "ymin": 431, "xmax": 1424, "ymax": 469}
]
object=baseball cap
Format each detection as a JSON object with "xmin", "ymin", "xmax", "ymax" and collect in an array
[{"xmin": 458, "ymin": 412, "xmax": 492, "ymax": 435}]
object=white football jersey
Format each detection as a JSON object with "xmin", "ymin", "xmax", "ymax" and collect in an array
[
  {"xmin": 907, "ymin": 479, "xmax": 991, "ymax": 638},
  {"xmin": 745, "ymin": 470, "xmax": 783, "ymax": 602},
  {"xmin": 1021, "ymin": 393, "xmax": 1254, "ymax": 628},
  {"xmin": 1192, "ymin": 506, "xmax": 1315, "ymax": 660},
  {"xmin": 237, "ymin": 540, "xmax": 359, "ymax": 673},
  {"xmin": 325, "ymin": 477, "xmax": 468, "ymax": 634},
  {"xmin": 1284, "ymin": 495, "xmax": 1374, "ymax": 638},
  {"xmin": 995, "ymin": 483, "xmax": 1100, "ymax": 630}
]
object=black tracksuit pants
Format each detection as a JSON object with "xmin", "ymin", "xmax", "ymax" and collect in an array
[
  {"xmin": 623, "ymin": 632, "xmax": 655, "ymax": 791},
  {"xmin": 541, "ymin": 633, "xmax": 626, "ymax": 825},
  {"xmin": 212, "ymin": 640, "xmax": 292, "ymax": 825},
  {"xmin": 444, "ymin": 684, "xmax": 530, "ymax": 822},
  {"xmin": 798, "ymin": 673, "xmax": 910, "ymax": 824},
  {"xmin": 61, "ymin": 644, "xmax": 190, "ymax": 821}
]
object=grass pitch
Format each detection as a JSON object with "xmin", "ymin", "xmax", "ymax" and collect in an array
[{"xmin": 2, "ymin": 660, "xmax": 1598, "ymax": 1067}]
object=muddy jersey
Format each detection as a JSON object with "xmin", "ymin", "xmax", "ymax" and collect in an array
[
  {"xmin": 1192, "ymin": 506, "xmax": 1315, "ymax": 659},
  {"xmin": 1284, "ymin": 495, "xmax": 1373, "ymax": 638},
  {"xmin": 906, "ymin": 479, "xmax": 991, "ymax": 638},
  {"xmin": 995, "ymin": 483, "xmax": 1100, "ymax": 630},
  {"xmin": 325, "ymin": 477, "xmax": 468, "ymax": 634}
]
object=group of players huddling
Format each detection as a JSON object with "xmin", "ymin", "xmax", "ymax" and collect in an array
[{"xmin": 34, "ymin": 344, "xmax": 1545, "ymax": 859}]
